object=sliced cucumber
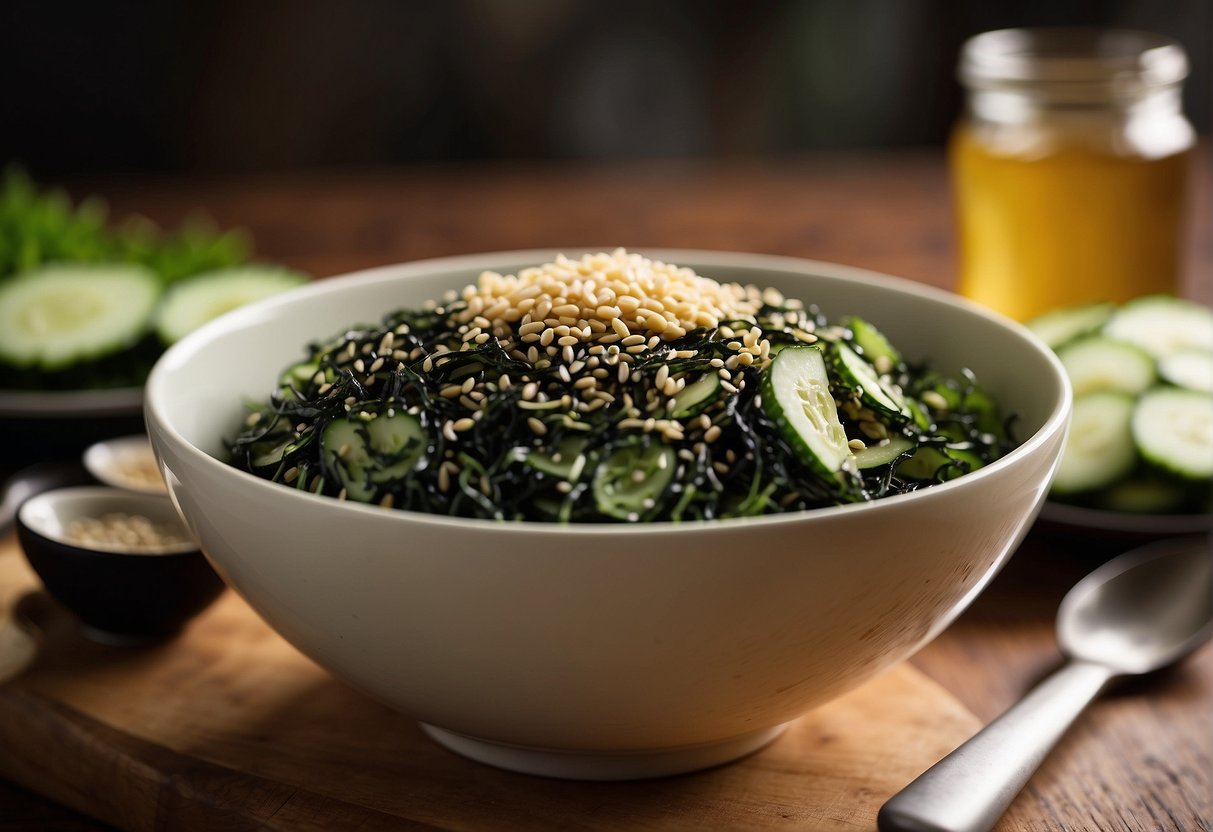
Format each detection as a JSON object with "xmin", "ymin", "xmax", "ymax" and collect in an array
[
  {"xmin": 897, "ymin": 445, "xmax": 984, "ymax": 482},
  {"xmin": 0, "ymin": 264, "xmax": 160, "ymax": 369},
  {"xmin": 852, "ymin": 436, "xmax": 914, "ymax": 469},
  {"xmin": 526, "ymin": 435, "xmax": 589, "ymax": 479},
  {"xmin": 592, "ymin": 443, "xmax": 676, "ymax": 520},
  {"xmin": 251, "ymin": 431, "xmax": 315, "ymax": 469},
  {"xmin": 760, "ymin": 345, "xmax": 851, "ymax": 477},
  {"xmin": 844, "ymin": 316, "xmax": 901, "ymax": 366},
  {"xmin": 277, "ymin": 361, "xmax": 331, "ymax": 400},
  {"xmin": 1026, "ymin": 302, "xmax": 1114, "ymax": 349},
  {"xmin": 920, "ymin": 375, "xmax": 1004, "ymax": 439},
  {"xmin": 1051, "ymin": 392, "xmax": 1136, "ymax": 495},
  {"xmin": 1056, "ymin": 335, "xmax": 1156, "ymax": 397},
  {"xmin": 154, "ymin": 265, "xmax": 308, "ymax": 344},
  {"xmin": 322, "ymin": 411, "xmax": 426, "ymax": 501},
  {"xmin": 832, "ymin": 341, "xmax": 910, "ymax": 420},
  {"xmin": 1158, "ymin": 348, "xmax": 1213, "ymax": 393},
  {"xmin": 1102, "ymin": 295, "xmax": 1213, "ymax": 359},
  {"xmin": 669, "ymin": 372, "xmax": 721, "ymax": 418},
  {"xmin": 1131, "ymin": 387, "xmax": 1213, "ymax": 481}
]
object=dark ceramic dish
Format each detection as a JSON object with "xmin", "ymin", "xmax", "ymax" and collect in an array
[{"xmin": 16, "ymin": 486, "xmax": 225, "ymax": 643}]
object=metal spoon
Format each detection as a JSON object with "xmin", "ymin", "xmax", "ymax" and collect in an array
[{"xmin": 879, "ymin": 534, "xmax": 1213, "ymax": 832}]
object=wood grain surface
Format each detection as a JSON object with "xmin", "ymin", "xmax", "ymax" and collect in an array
[
  {"xmin": 1, "ymin": 150, "xmax": 1210, "ymax": 830},
  {"xmin": 0, "ymin": 532, "xmax": 994, "ymax": 831}
]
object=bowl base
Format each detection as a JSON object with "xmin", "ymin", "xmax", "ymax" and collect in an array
[{"xmin": 419, "ymin": 722, "xmax": 788, "ymax": 780}]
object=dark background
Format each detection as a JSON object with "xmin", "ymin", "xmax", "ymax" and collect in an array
[{"xmin": 2, "ymin": 0, "xmax": 1210, "ymax": 177}]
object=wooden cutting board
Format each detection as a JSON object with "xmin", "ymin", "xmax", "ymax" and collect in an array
[{"xmin": 0, "ymin": 534, "xmax": 986, "ymax": 831}]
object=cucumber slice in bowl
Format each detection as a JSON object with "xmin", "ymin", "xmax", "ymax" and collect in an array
[
  {"xmin": 592, "ymin": 442, "xmax": 676, "ymax": 521},
  {"xmin": 1132, "ymin": 387, "xmax": 1213, "ymax": 481},
  {"xmin": 843, "ymin": 316, "xmax": 901, "ymax": 368},
  {"xmin": 760, "ymin": 345, "xmax": 852, "ymax": 478},
  {"xmin": 1051, "ymin": 392, "xmax": 1136, "ymax": 496},
  {"xmin": 832, "ymin": 341, "xmax": 910, "ymax": 422},
  {"xmin": 668, "ymin": 372, "xmax": 721, "ymax": 418},
  {"xmin": 154, "ymin": 265, "xmax": 308, "ymax": 344},
  {"xmin": 0, "ymin": 264, "xmax": 160, "ymax": 370},
  {"xmin": 322, "ymin": 411, "xmax": 427, "ymax": 502},
  {"xmin": 852, "ymin": 435, "xmax": 914, "ymax": 470}
]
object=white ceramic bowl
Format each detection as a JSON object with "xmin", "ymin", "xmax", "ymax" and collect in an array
[{"xmin": 145, "ymin": 250, "xmax": 1070, "ymax": 779}]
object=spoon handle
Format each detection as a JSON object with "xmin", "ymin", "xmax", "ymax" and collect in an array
[{"xmin": 878, "ymin": 659, "xmax": 1114, "ymax": 832}]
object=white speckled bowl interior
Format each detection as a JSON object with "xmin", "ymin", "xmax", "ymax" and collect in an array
[{"xmin": 145, "ymin": 250, "xmax": 1070, "ymax": 779}]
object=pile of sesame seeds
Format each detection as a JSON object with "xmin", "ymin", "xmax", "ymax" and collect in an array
[
  {"xmin": 65, "ymin": 512, "xmax": 194, "ymax": 553},
  {"xmin": 456, "ymin": 248, "xmax": 765, "ymax": 349}
]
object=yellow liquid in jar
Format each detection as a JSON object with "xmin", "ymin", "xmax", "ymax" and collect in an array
[{"xmin": 951, "ymin": 123, "xmax": 1190, "ymax": 321}]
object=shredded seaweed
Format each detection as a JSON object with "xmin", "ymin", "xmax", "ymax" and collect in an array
[{"xmin": 227, "ymin": 295, "xmax": 1017, "ymax": 522}]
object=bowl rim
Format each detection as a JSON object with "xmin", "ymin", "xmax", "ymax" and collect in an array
[
  {"xmin": 145, "ymin": 247, "xmax": 1072, "ymax": 535},
  {"xmin": 18, "ymin": 485, "xmax": 200, "ymax": 556}
]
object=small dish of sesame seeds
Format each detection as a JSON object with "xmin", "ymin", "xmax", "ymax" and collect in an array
[
  {"xmin": 83, "ymin": 434, "xmax": 167, "ymax": 494},
  {"xmin": 16, "ymin": 486, "xmax": 224, "ymax": 643}
]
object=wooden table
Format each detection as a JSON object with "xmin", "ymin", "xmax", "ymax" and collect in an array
[{"xmin": 2, "ymin": 150, "xmax": 1210, "ymax": 830}]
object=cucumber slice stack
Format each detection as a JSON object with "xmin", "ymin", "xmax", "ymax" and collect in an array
[
  {"xmin": 0, "ymin": 261, "xmax": 307, "ymax": 389},
  {"xmin": 1028, "ymin": 295, "xmax": 1213, "ymax": 514}
]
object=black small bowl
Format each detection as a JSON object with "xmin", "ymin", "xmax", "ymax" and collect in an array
[{"xmin": 16, "ymin": 486, "xmax": 225, "ymax": 643}]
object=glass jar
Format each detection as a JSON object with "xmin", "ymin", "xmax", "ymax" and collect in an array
[{"xmin": 951, "ymin": 28, "xmax": 1195, "ymax": 321}]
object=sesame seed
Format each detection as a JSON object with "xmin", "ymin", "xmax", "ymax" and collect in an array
[{"xmin": 922, "ymin": 390, "xmax": 950, "ymax": 412}]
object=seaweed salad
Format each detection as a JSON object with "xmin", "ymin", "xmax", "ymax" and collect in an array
[{"xmin": 228, "ymin": 250, "xmax": 1014, "ymax": 522}]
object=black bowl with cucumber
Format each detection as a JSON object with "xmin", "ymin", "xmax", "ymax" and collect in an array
[{"xmin": 1027, "ymin": 294, "xmax": 1212, "ymax": 531}]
